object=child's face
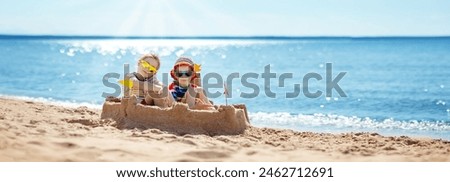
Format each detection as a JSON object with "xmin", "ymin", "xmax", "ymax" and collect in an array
[
  {"xmin": 145, "ymin": 58, "xmax": 159, "ymax": 69},
  {"xmin": 138, "ymin": 58, "xmax": 159, "ymax": 77},
  {"xmin": 176, "ymin": 65, "xmax": 193, "ymax": 87}
]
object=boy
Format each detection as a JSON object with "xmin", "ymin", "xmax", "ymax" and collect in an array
[{"xmin": 169, "ymin": 57, "xmax": 214, "ymax": 110}]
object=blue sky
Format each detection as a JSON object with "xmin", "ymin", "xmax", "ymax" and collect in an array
[{"xmin": 0, "ymin": 0, "xmax": 449, "ymax": 36}]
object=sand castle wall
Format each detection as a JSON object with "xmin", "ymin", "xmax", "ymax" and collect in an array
[{"xmin": 101, "ymin": 96, "xmax": 249, "ymax": 135}]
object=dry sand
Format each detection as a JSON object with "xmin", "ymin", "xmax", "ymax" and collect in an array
[{"xmin": 0, "ymin": 97, "xmax": 449, "ymax": 162}]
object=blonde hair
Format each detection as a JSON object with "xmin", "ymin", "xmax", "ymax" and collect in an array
[{"xmin": 138, "ymin": 53, "xmax": 161, "ymax": 70}]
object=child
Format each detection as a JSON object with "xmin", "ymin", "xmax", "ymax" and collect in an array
[
  {"xmin": 125, "ymin": 54, "xmax": 171, "ymax": 107},
  {"xmin": 169, "ymin": 57, "xmax": 215, "ymax": 110}
]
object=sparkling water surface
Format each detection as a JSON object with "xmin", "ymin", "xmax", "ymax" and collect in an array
[{"xmin": 1, "ymin": 37, "xmax": 449, "ymax": 139}]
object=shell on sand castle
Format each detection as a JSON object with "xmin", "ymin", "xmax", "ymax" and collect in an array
[{"xmin": 100, "ymin": 96, "xmax": 250, "ymax": 135}]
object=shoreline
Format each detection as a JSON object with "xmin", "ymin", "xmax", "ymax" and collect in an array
[{"xmin": 1, "ymin": 97, "xmax": 449, "ymax": 161}]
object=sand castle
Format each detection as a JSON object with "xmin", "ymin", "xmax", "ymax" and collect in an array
[
  {"xmin": 101, "ymin": 96, "xmax": 250, "ymax": 135},
  {"xmin": 101, "ymin": 55, "xmax": 250, "ymax": 135}
]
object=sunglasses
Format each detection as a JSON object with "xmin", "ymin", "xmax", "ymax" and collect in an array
[
  {"xmin": 139, "ymin": 60, "xmax": 157, "ymax": 73},
  {"xmin": 175, "ymin": 70, "xmax": 193, "ymax": 77}
]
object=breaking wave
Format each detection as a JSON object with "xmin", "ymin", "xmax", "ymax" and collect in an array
[{"xmin": 249, "ymin": 112, "xmax": 450, "ymax": 132}]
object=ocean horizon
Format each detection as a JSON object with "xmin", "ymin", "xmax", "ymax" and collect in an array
[{"xmin": 2, "ymin": 34, "xmax": 450, "ymax": 39}]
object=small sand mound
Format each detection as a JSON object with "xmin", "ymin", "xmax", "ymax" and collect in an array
[{"xmin": 100, "ymin": 96, "xmax": 250, "ymax": 135}]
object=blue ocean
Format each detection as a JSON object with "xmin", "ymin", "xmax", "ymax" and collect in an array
[{"xmin": 1, "ymin": 36, "xmax": 449, "ymax": 139}]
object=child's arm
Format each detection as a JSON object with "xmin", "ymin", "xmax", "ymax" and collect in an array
[{"xmin": 129, "ymin": 75, "xmax": 163, "ymax": 94}]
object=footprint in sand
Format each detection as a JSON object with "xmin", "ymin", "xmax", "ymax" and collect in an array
[
  {"xmin": 184, "ymin": 151, "xmax": 230, "ymax": 159},
  {"xmin": 53, "ymin": 142, "xmax": 79, "ymax": 149},
  {"xmin": 176, "ymin": 159, "xmax": 200, "ymax": 162},
  {"xmin": 27, "ymin": 141, "xmax": 43, "ymax": 145}
]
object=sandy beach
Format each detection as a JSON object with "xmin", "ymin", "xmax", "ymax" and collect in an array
[{"xmin": 0, "ymin": 97, "xmax": 449, "ymax": 162}]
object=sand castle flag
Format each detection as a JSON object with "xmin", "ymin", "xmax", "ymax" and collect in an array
[
  {"xmin": 194, "ymin": 63, "xmax": 202, "ymax": 73},
  {"xmin": 118, "ymin": 79, "xmax": 133, "ymax": 89},
  {"xmin": 223, "ymin": 83, "xmax": 229, "ymax": 96},
  {"xmin": 224, "ymin": 83, "xmax": 229, "ymax": 105}
]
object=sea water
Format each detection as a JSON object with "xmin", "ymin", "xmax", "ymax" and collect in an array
[{"xmin": 1, "ymin": 36, "xmax": 449, "ymax": 139}]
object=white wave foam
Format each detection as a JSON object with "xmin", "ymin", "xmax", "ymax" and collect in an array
[{"xmin": 249, "ymin": 112, "xmax": 450, "ymax": 131}]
